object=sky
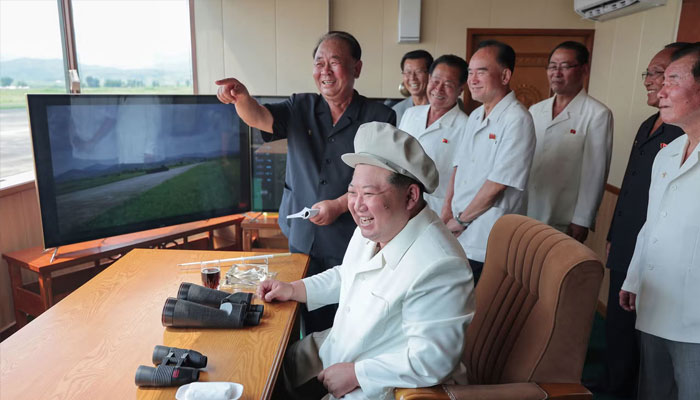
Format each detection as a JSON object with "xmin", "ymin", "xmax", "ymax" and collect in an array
[{"xmin": 0, "ymin": 0, "xmax": 191, "ymax": 69}]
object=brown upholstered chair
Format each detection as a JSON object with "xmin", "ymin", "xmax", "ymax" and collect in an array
[{"xmin": 395, "ymin": 214, "xmax": 603, "ymax": 400}]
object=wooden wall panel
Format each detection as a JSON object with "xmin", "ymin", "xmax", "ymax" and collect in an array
[
  {"xmin": 222, "ymin": 0, "xmax": 277, "ymax": 95},
  {"xmin": 276, "ymin": 0, "xmax": 329, "ymax": 95},
  {"xmin": 0, "ymin": 183, "xmax": 43, "ymax": 332},
  {"xmin": 584, "ymin": 186, "xmax": 619, "ymax": 310},
  {"xmin": 589, "ymin": 0, "xmax": 682, "ymax": 186},
  {"xmin": 192, "ymin": 0, "xmax": 225, "ymax": 94},
  {"xmin": 330, "ymin": 0, "xmax": 385, "ymax": 97}
]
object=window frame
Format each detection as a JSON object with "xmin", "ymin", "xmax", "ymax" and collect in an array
[{"xmin": 0, "ymin": 0, "xmax": 197, "ymax": 189}]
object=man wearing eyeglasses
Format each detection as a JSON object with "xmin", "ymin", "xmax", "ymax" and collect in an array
[
  {"xmin": 525, "ymin": 41, "xmax": 613, "ymax": 243},
  {"xmin": 619, "ymin": 42, "xmax": 700, "ymax": 400},
  {"xmin": 391, "ymin": 50, "xmax": 433, "ymax": 124},
  {"xmin": 600, "ymin": 42, "xmax": 687, "ymax": 397},
  {"xmin": 399, "ymin": 55, "xmax": 469, "ymax": 215}
]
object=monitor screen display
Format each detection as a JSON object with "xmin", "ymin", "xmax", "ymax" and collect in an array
[
  {"xmin": 250, "ymin": 96, "xmax": 287, "ymax": 212},
  {"xmin": 28, "ymin": 94, "xmax": 251, "ymax": 248}
]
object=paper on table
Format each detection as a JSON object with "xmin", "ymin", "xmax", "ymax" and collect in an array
[{"xmin": 286, "ymin": 207, "xmax": 320, "ymax": 219}]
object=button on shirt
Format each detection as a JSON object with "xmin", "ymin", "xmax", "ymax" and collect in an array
[
  {"xmin": 607, "ymin": 113, "xmax": 684, "ymax": 271},
  {"xmin": 451, "ymin": 91, "xmax": 536, "ymax": 262},
  {"xmin": 262, "ymin": 91, "xmax": 395, "ymax": 259},
  {"xmin": 621, "ymin": 135, "xmax": 700, "ymax": 343},
  {"xmin": 303, "ymin": 207, "xmax": 474, "ymax": 400},
  {"xmin": 399, "ymin": 103, "xmax": 469, "ymax": 214},
  {"xmin": 526, "ymin": 89, "xmax": 613, "ymax": 231}
]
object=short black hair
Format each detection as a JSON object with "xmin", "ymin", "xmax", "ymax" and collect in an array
[
  {"xmin": 313, "ymin": 31, "xmax": 362, "ymax": 60},
  {"xmin": 387, "ymin": 172, "xmax": 424, "ymax": 194},
  {"xmin": 476, "ymin": 40, "xmax": 516, "ymax": 72},
  {"xmin": 665, "ymin": 41, "xmax": 692, "ymax": 51},
  {"xmin": 400, "ymin": 50, "xmax": 433, "ymax": 71},
  {"xmin": 670, "ymin": 42, "xmax": 700, "ymax": 81},
  {"xmin": 429, "ymin": 54, "xmax": 468, "ymax": 85},
  {"xmin": 548, "ymin": 41, "xmax": 589, "ymax": 65}
]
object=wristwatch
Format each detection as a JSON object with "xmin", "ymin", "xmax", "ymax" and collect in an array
[{"xmin": 455, "ymin": 214, "xmax": 471, "ymax": 228}]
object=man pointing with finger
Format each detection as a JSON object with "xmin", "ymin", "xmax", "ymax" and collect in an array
[
  {"xmin": 258, "ymin": 122, "xmax": 474, "ymax": 400},
  {"xmin": 216, "ymin": 31, "xmax": 395, "ymax": 335}
]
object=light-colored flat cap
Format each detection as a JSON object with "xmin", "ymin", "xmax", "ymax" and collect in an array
[{"xmin": 341, "ymin": 122, "xmax": 438, "ymax": 193}]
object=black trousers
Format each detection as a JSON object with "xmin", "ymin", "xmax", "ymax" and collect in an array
[
  {"xmin": 468, "ymin": 259, "xmax": 484, "ymax": 286},
  {"xmin": 604, "ymin": 268, "xmax": 640, "ymax": 397}
]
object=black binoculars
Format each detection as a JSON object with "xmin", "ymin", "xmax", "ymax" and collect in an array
[
  {"xmin": 135, "ymin": 345, "xmax": 207, "ymax": 387},
  {"xmin": 161, "ymin": 282, "xmax": 264, "ymax": 329}
]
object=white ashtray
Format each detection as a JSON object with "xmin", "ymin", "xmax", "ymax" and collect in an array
[{"xmin": 175, "ymin": 382, "xmax": 243, "ymax": 400}]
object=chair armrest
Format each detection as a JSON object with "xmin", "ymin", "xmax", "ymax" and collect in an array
[
  {"xmin": 537, "ymin": 383, "xmax": 592, "ymax": 399},
  {"xmin": 394, "ymin": 382, "xmax": 592, "ymax": 400},
  {"xmin": 394, "ymin": 386, "xmax": 450, "ymax": 400}
]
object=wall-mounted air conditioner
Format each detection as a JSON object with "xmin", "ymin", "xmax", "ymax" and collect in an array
[
  {"xmin": 574, "ymin": 0, "xmax": 667, "ymax": 21},
  {"xmin": 398, "ymin": 0, "xmax": 421, "ymax": 43}
]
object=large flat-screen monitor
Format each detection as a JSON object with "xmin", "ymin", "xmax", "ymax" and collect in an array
[
  {"xmin": 28, "ymin": 94, "xmax": 251, "ymax": 248},
  {"xmin": 250, "ymin": 96, "xmax": 287, "ymax": 212}
]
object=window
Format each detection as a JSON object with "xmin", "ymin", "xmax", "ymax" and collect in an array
[
  {"xmin": 72, "ymin": 0, "xmax": 192, "ymax": 94},
  {"xmin": 0, "ymin": 0, "xmax": 193, "ymax": 184},
  {"xmin": 0, "ymin": 0, "xmax": 65, "ymax": 182}
]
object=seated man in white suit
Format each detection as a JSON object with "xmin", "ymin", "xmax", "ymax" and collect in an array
[
  {"xmin": 526, "ymin": 41, "xmax": 613, "ymax": 242},
  {"xmin": 258, "ymin": 122, "xmax": 475, "ymax": 400}
]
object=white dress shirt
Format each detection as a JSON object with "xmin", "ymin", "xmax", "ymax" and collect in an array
[
  {"xmin": 451, "ymin": 91, "xmax": 536, "ymax": 262},
  {"xmin": 526, "ymin": 89, "xmax": 613, "ymax": 231},
  {"xmin": 399, "ymin": 103, "xmax": 469, "ymax": 214},
  {"xmin": 392, "ymin": 97, "xmax": 414, "ymax": 125},
  {"xmin": 622, "ymin": 135, "xmax": 700, "ymax": 343},
  {"xmin": 303, "ymin": 207, "xmax": 475, "ymax": 400}
]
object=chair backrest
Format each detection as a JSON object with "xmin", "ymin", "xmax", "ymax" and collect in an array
[{"xmin": 464, "ymin": 215, "xmax": 603, "ymax": 385}]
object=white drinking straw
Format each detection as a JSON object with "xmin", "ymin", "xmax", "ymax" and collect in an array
[{"xmin": 178, "ymin": 252, "xmax": 292, "ymax": 268}]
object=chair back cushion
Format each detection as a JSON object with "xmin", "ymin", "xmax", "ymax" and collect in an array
[{"xmin": 464, "ymin": 215, "xmax": 603, "ymax": 384}]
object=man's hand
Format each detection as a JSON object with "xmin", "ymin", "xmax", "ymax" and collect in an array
[
  {"xmin": 619, "ymin": 290, "xmax": 637, "ymax": 312},
  {"xmin": 445, "ymin": 218, "xmax": 465, "ymax": 237},
  {"xmin": 440, "ymin": 207, "xmax": 452, "ymax": 224},
  {"xmin": 214, "ymin": 77, "xmax": 274, "ymax": 132},
  {"xmin": 567, "ymin": 223, "xmax": 589, "ymax": 243},
  {"xmin": 318, "ymin": 363, "xmax": 359, "ymax": 398},
  {"xmin": 257, "ymin": 279, "xmax": 294, "ymax": 303},
  {"xmin": 215, "ymin": 78, "xmax": 250, "ymax": 105},
  {"xmin": 310, "ymin": 198, "xmax": 344, "ymax": 226}
]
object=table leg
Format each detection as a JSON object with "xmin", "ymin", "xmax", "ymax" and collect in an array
[
  {"xmin": 207, "ymin": 230, "xmax": 214, "ymax": 249},
  {"xmin": 38, "ymin": 272, "xmax": 54, "ymax": 310},
  {"xmin": 7, "ymin": 261, "xmax": 28, "ymax": 328},
  {"xmin": 243, "ymin": 229, "xmax": 254, "ymax": 251},
  {"xmin": 233, "ymin": 220, "xmax": 243, "ymax": 251}
]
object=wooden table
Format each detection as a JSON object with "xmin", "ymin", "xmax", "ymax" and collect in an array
[
  {"xmin": 241, "ymin": 213, "xmax": 287, "ymax": 252},
  {"xmin": 2, "ymin": 214, "xmax": 244, "ymax": 328},
  {"xmin": 0, "ymin": 248, "xmax": 309, "ymax": 400}
]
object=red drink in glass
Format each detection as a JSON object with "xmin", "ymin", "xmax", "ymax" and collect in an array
[{"xmin": 201, "ymin": 266, "xmax": 220, "ymax": 289}]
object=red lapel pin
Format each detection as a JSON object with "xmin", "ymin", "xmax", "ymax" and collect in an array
[
  {"xmin": 660, "ymin": 143, "xmax": 667, "ymax": 149},
  {"xmin": 489, "ymin": 133, "xmax": 496, "ymax": 140},
  {"xmin": 570, "ymin": 129, "xmax": 576, "ymax": 134},
  {"xmin": 442, "ymin": 138, "xmax": 448, "ymax": 143}
]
